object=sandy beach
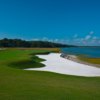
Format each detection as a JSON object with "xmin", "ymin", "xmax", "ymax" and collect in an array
[{"xmin": 25, "ymin": 53, "xmax": 100, "ymax": 77}]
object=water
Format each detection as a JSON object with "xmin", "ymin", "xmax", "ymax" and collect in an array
[{"xmin": 61, "ymin": 47, "xmax": 100, "ymax": 58}]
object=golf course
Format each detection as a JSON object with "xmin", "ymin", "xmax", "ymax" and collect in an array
[{"xmin": 0, "ymin": 48, "xmax": 100, "ymax": 100}]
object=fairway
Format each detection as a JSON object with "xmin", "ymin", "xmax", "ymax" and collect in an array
[{"xmin": 0, "ymin": 48, "xmax": 100, "ymax": 100}]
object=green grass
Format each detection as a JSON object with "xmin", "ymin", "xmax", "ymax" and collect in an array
[{"xmin": 0, "ymin": 48, "xmax": 100, "ymax": 100}]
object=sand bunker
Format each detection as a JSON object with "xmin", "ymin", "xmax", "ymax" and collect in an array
[{"xmin": 25, "ymin": 53, "xmax": 100, "ymax": 77}]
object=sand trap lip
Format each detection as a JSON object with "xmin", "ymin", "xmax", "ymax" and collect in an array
[{"xmin": 25, "ymin": 53, "xmax": 100, "ymax": 77}]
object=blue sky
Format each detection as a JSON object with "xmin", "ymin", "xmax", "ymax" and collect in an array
[{"xmin": 0, "ymin": 0, "xmax": 100, "ymax": 46}]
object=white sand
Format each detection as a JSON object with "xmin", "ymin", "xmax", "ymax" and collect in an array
[{"xmin": 25, "ymin": 53, "xmax": 100, "ymax": 77}]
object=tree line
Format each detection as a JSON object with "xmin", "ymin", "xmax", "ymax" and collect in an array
[{"xmin": 0, "ymin": 38, "xmax": 73, "ymax": 48}]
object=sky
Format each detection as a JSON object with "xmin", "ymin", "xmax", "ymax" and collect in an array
[{"xmin": 0, "ymin": 0, "xmax": 100, "ymax": 46}]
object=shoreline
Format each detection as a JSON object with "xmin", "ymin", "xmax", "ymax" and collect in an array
[
  {"xmin": 25, "ymin": 53, "xmax": 100, "ymax": 77},
  {"xmin": 61, "ymin": 53, "xmax": 100, "ymax": 68}
]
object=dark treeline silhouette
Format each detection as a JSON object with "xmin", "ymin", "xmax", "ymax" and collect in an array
[{"xmin": 0, "ymin": 38, "xmax": 73, "ymax": 48}]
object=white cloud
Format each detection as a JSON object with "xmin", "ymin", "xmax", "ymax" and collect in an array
[
  {"xmin": 92, "ymin": 36, "xmax": 97, "ymax": 40},
  {"xmin": 32, "ymin": 38, "xmax": 40, "ymax": 41},
  {"xmin": 32, "ymin": 35, "xmax": 100, "ymax": 46},
  {"xmin": 79, "ymin": 38, "xmax": 84, "ymax": 41},
  {"xmin": 48, "ymin": 39, "xmax": 53, "ymax": 42},
  {"xmin": 54, "ymin": 39, "xmax": 59, "ymax": 42},
  {"xmin": 68, "ymin": 31, "xmax": 100, "ymax": 46},
  {"xmin": 98, "ymin": 40, "xmax": 100, "ymax": 44},
  {"xmin": 85, "ymin": 35, "xmax": 91, "ymax": 40},
  {"xmin": 42, "ymin": 37, "xmax": 48, "ymax": 41},
  {"xmin": 89, "ymin": 31, "xmax": 94, "ymax": 35},
  {"xmin": 73, "ymin": 34, "xmax": 78, "ymax": 38}
]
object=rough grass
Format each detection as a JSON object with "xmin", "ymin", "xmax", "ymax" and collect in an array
[
  {"xmin": 78, "ymin": 56, "xmax": 100, "ymax": 65},
  {"xmin": 0, "ymin": 48, "xmax": 100, "ymax": 100}
]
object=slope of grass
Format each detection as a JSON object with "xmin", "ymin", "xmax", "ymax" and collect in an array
[{"xmin": 0, "ymin": 48, "xmax": 100, "ymax": 100}]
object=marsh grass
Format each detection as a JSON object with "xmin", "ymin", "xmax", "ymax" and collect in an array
[{"xmin": 78, "ymin": 56, "xmax": 100, "ymax": 65}]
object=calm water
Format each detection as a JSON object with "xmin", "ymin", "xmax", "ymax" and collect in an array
[{"xmin": 61, "ymin": 47, "xmax": 100, "ymax": 58}]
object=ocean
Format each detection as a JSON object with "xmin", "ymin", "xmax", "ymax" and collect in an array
[{"xmin": 61, "ymin": 47, "xmax": 100, "ymax": 58}]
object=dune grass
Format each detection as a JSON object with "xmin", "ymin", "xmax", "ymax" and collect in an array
[
  {"xmin": 0, "ymin": 48, "xmax": 100, "ymax": 100},
  {"xmin": 78, "ymin": 56, "xmax": 100, "ymax": 66}
]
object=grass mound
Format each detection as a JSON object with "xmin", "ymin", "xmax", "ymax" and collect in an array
[{"xmin": 8, "ymin": 59, "xmax": 45, "ymax": 69}]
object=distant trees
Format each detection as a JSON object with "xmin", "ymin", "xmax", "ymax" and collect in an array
[{"xmin": 0, "ymin": 38, "xmax": 71, "ymax": 48}]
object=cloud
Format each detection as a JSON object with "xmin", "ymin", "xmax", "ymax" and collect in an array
[
  {"xmin": 69, "ymin": 31, "xmax": 100, "ymax": 46},
  {"xmin": 84, "ymin": 31, "xmax": 94, "ymax": 40},
  {"xmin": 98, "ymin": 40, "xmax": 100, "ymax": 44},
  {"xmin": 73, "ymin": 34, "xmax": 78, "ymax": 38},
  {"xmin": 92, "ymin": 36, "xmax": 98, "ymax": 40},
  {"xmin": 71, "ymin": 31, "xmax": 93, "ymax": 45},
  {"xmin": 85, "ymin": 35, "xmax": 91, "ymax": 40},
  {"xmin": 89, "ymin": 31, "xmax": 94, "ymax": 35},
  {"xmin": 32, "ymin": 38, "xmax": 40, "ymax": 41},
  {"xmin": 42, "ymin": 37, "xmax": 48, "ymax": 41},
  {"xmin": 54, "ymin": 39, "xmax": 59, "ymax": 42},
  {"xmin": 31, "ymin": 33, "xmax": 100, "ymax": 46}
]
